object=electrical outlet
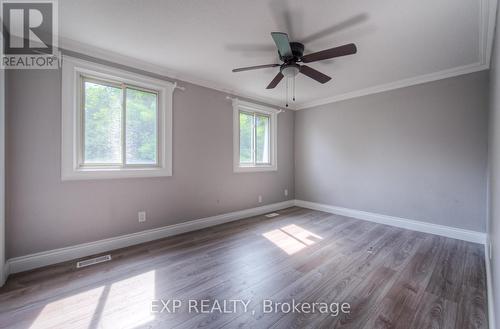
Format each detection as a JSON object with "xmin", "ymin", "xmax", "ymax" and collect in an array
[
  {"xmin": 258, "ymin": 195, "xmax": 262, "ymax": 203},
  {"xmin": 284, "ymin": 189, "xmax": 288, "ymax": 197},
  {"xmin": 138, "ymin": 211, "xmax": 146, "ymax": 223}
]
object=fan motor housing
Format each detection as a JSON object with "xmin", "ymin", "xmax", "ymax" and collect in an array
[{"xmin": 290, "ymin": 42, "xmax": 304, "ymax": 61}]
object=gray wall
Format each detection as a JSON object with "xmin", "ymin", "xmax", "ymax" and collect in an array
[
  {"xmin": 295, "ymin": 71, "xmax": 489, "ymax": 232},
  {"xmin": 5, "ymin": 60, "xmax": 294, "ymax": 258},
  {"xmin": 489, "ymin": 4, "xmax": 500, "ymax": 327}
]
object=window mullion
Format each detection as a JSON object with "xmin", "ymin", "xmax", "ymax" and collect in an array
[
  {"xmin": 80, "ymin": 76, "xmax": 85, "ymax": 166},
  {"xmin": 253, "ymin": 113, "xmax": 256, "ymax": 166},
  {"xmin": 122, "ymin": 85, "xmax": 127, "ymax": 167}
]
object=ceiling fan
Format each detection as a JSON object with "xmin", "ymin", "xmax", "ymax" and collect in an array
[{"xmin": 232, "ymin": 32, "xmax": 357, "ymax": 106}]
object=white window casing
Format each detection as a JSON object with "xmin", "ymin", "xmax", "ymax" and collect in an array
[
  {"xmin": 232, "ymin": 98, "xmax": 279, "ymax": 173},
  {"xmin": 61, "ymin": 55, "xmax": 174, "ymax": 180}
]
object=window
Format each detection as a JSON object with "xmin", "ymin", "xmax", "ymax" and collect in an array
[
  {"xmin": 232, "ymin": 99, "xmax": 278, "ymax": 172},
  {"xmin": 239, "ymin": 111, "xmax": 270, "ymax": 165},
  {"xmin": 62, "ymin": 56, "xmax": 173, "ymax": 180},
  {"xmin": 82, "ymin": 78, "xmax": 158, "ymax": 166}
]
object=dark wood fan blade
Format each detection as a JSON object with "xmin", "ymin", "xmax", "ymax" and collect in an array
[
  {"xmin": 299, "ymin": 65, "xmax": 331, "ymax": 84},
  {"xmin": 232, "ymin": 64, "xmax": 280, "ymax": 72},
  {"xmin": 271, "ymin": 32, "xmax": 293, "ymax": 59},
  {"xmin": 301, "ymin": 43, "xmax": 357, "ymax": 63},
  {"xmin": 266, "ymin": 72, "xmax": 284, "ymax": 89}
]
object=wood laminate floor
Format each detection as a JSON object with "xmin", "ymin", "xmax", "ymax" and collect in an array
[{"xmin": 0, "ymin": 207, "xmax": 488, "ymax": 329}]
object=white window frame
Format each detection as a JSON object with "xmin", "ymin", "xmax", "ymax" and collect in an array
[
  {"xmin": 61, "ymin": 56, "xmax": 174, "ymax": 180},
  {"xmin": 232, "ymin": 99, "xmax": 278, "ymax": 173}
]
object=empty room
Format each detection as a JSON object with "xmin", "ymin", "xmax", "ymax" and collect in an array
[{"xmin": 1, "ymin": 0, "xmax": 500, "ymax": 328}]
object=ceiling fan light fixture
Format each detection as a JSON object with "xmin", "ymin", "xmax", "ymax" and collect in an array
[
  {"xmin": 232, "ymin": 32, "xmax": 357, "ymax": 101},
  {"xmin": 281, "ymin": 64, "xmax": 300, "ymax": 78}
]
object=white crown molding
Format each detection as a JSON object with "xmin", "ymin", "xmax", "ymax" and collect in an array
[
  {"xmin": 5, "ymin": 200, "xmax": 294, "ymax": 275},
  {"xmin": 482, "ymin": 0, "xmax": 498, "ymax": 66},
  {"xmin": 294, "ymin": 62, "xmax": 489, "ymax": 109},
  {"xmin": 58, "ymin": 37, "xmax": 297, "ymax": 111},
  {"xmin": 294, "ymin": 200, "xmax": 487, "ymax": 244},
  {"xmin": 296, "ymin": 0, "xmax": 497, "ymax": 110},
  {"xmin": 58, "ymin": 0, "xmax": 496, "ymax": 112}
]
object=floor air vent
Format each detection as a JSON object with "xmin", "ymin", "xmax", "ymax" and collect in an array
[
  {"xmin": 76, "ymin": 255, "xmax": 112, "ymax": 268},
  {"xmin": 265, "ymin": 213, "xmax": 280, "ymax": 218}
]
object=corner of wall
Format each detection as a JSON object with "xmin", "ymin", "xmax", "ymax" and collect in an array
[{"xmin": 0, "ymin": 67, "xmax": 5, "ymax": 287}]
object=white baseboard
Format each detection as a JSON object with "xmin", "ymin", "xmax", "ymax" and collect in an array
[
  {"xmin": 485, "ymin": 239, "xmax": 496, "ymax": 329},
  {"xmin": 1, "ymin": 261, "xmax": 8, "ymax": 286},
  {"xmin": 294, "ymin": 200, "xmax": 487, "ymax": 244},
  {"xmin": 6, "ymin": 200, "xmax": 294, "ymax": 275},
  {"xmin": 5, "ymin": 199, "xmax": 488, "ymax": 277}
]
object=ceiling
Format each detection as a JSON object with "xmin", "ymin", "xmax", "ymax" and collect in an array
[{"xmin": 58, "ymin": 0, "xmax": 495, "ymax": 109}]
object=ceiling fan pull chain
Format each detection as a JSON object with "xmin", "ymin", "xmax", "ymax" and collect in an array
[
  {"xmin": 283, "ymin": 78, "xmax": 286, "ymax": 103},
  {"xmin": 293, "ymin": 75, "xmax": 296, "ymax": 102},
  {"xmin": 286, "ymin": 76, "xmax": 289, "ymax": 107}
]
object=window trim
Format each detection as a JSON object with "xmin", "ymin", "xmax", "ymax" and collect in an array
[
  {"xmin": 232, "ymin": 99, "xmax": 278, "ymax": 173},
  {"xmin": 61, "ymin": 55, "xmax": 174, "ymax": 180}
]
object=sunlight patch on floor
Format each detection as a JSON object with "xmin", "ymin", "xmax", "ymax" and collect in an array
[
  {"xmin": 262, "ymin": 224, "xmax": 323, "ymax": 255},
  {"xmin": 28, "ymin": 270, "xmax": 157, "ymax": 329},
  {"xmin": 29, "ymin": 286, "xmax": 106, "ymax": 329},
  {"xmin": 97, "ymin": 270, "xmax": 156, "ymax": 329}
]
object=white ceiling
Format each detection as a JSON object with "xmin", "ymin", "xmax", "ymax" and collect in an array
[{"xmin": 58, "ymin": 0, "xmax": 495, "ymax": 109}]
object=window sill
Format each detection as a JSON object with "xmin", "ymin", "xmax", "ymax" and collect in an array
[
  {"xmin": 234, "ymin": 165, "xmax": 277, "ymax": 173},
  {"xmin": 61, "ymin": 167, "xmax": 172, "ymax": 181}
]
